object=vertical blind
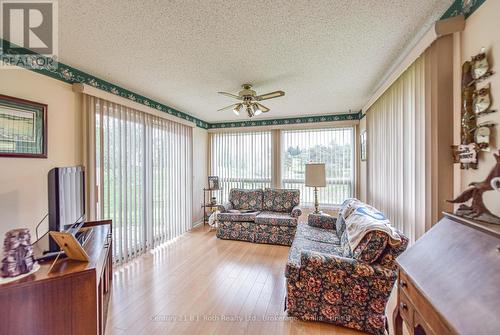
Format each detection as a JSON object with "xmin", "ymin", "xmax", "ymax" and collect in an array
[
  {"xmin": 281, "ymin": 127, "xmax": 354, "ymax": 205},
  {"xmin": 210, "ymin": 131, "xmax": 272, "ymax": 203},
  {"xmin": 367, "ymin": 55, "xmax": 426, "ymax": 243},
  {"xmin": 92, "ymin": 97, "xmax": 192, "ymax": 263}
]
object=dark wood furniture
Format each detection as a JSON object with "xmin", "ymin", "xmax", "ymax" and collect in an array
[
  {"xmin": 0, "ymin": 220, "xmax": 112, "ymax": 335},
  {"xmin": 394, "ymin": 213, "xmax": 500, "ymax": 335}
]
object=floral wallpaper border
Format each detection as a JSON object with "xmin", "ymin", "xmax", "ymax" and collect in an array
[
  {"xmin": 0, "ymin": 0, "xmax": 486, "ymax": 129},
  {"xmin": 208, "ymin": 112, "xmax": 361, "ymax": 129},
  {"xmin": 441, "ymin": 0, "xmax": 486, "ymax": 19}
]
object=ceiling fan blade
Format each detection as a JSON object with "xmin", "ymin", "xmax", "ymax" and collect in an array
[
  {"xmin": 256, "ymin": 103, "xmax": 270, "ymax": 113},
  {"xmin": 217, "ymin": 103, "xmax": 238, "ymax": 112},
  {"xmin": 255, "ymin": 90, "xmax": 285, "ymax": 101},
  {"xmin": 218, "ymin": 92, "xmax": 243, "ymax": 100}
]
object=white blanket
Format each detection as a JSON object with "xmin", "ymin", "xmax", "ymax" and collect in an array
[
  {"xmin": 208, "ymin": 210, "xmax": 220, "ymax": 228},
  {"xmin": 345, "ymin": 205, "xmax": 400, "ymax": 251}
]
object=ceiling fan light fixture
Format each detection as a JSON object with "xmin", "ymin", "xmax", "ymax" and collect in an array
[
  {"xmin": 253, "ymin": 104, "xmax": 262, "ymax": 116},
  {"xmin": 233, "ymin": 103, "xmax": 242, "ymax": 116},
  {"xmin": 218, "ymin": 84, "xmax": 285, "ymax": 118}
]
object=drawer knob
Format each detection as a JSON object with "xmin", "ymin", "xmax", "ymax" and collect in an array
[
  {"xmin": 400, "ymin": 302, "xmax": 408, "ymax": 310},
  {"xmin": 400, "ymin": 279, "xmax": 407, "ymax": 288}
]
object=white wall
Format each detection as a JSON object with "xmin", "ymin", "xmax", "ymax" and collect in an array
[
  {"xmin": 0, "ymin": 68, "xmax": 82, "ymax": 240},
  {"xmin": 192, "ymin": 127, "xmax": 208, "ymax": 225},
  {"xmin": 455, "ymin": 0, "xmax": 500, "ymax": 216}
]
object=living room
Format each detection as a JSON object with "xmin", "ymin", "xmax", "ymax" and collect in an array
[{"xmin": 0, "ymin": 1, "xmax": 499, "ymax": 334}]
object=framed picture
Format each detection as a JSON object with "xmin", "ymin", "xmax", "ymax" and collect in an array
[
  {"xmin": 360, "ymin": 130, "xmax": 367, "ymax": 161},
  {"xmin": 208, "ymin": 176, "xmax": 220, "ymax": 190},
  {"xmin": 0, "ymin": 94, "xmax": 47, "ymax": 158}
]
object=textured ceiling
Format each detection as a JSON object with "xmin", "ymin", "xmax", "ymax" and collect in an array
[{"xmin": 58, "ymin": 0, "xmax": 452, "ymax": 122}]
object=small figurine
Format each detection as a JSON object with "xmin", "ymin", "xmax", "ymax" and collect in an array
[
  {"xmin": 1, "ymin": 228, "xmax": 35, "ymax": 278},
  {"xmin": 448, "ymin": 150, "xmax": 500, "ymax": 224}
]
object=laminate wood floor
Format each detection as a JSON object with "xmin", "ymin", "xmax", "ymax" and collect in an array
[{"xmin": 105, "ymin": 224, "xmax": 369, "ymax": 335}]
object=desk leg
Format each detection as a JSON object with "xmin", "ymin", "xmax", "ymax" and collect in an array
[{"xmin": 393, "ymin": 306, "xmax": 403, "ymax": 335}]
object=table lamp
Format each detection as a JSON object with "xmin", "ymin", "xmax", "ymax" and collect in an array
[{"xmin": 305, "ymin": 163, "xmax": 326, "ymax": 214}]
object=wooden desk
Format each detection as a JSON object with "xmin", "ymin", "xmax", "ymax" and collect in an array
[
  {"xmin": 0, "ymin": 220, "xmax": 112, "ymax": 335},
  {"xmin": 394, "ymin": 214, "xmax": 500, "ymax": 335}
]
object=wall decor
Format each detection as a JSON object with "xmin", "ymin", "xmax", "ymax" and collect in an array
[
  {"xmin": 448, "ymin": 150, "xmax": 500, "ymax": 224},
  {"xmin": 473, "ymin": 84, "xmax": 491, "ymax": 114},
  {"xmin": 452, "ymin": 47, "xmax": 496, "ymax": 169},
  {"xmin": 360, "ymin": 129, "xmax": 367, "ymax": 161},
  {"xmin": 208, "ymin": 176, "xmax": 220, "ymax": 190},
  {"xmin": 1, "ymin": 228, "xmax": 35, "ymax": 278},
  {"xmin": 0, "ymin": 94, "xmax": 47, "ymax": 158}
]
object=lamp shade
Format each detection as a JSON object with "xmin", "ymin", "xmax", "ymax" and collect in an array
[{"xmin": 305, "ymin": 163, "xmax": 326, "ymax": 187}]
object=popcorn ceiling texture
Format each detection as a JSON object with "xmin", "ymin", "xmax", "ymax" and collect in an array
[{"xmin": 55, "ymin": 0, "xmax": 452, "ymax": 122}]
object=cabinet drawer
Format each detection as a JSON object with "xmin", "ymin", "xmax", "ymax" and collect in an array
[
  {"xmin": 398, "ymin": 290, "xmax": 413, "ymax": 326},
  {"xmin": 398, "ymin": 269, "xmax": 418, "ymax": 303}
]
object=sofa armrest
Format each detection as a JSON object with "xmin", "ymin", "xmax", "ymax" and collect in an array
[
  {"xmin": 293, "ymin": 250, "xmax": 397, "ymax": 334},
  {"xmin": 217, "ymin": 202, "xmax": 233, "ymax": 213},
  {"xmin": 307, "ymin": 213, "xmax": 336, "ymax": 230},
  {"xmin": 291, "ymin": 206, "xmax": 302, "ymax": 218}
]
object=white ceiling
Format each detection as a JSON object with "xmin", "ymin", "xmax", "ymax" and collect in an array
[{"xmin": 58, "ymin": 0, "xmax": 452, "ymax": 123}]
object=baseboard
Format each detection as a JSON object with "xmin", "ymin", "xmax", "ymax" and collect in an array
[{"xmin": 191, "ymin": 220, "xmax": 203, "ymax": 229}]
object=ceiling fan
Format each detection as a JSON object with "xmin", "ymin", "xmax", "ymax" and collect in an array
[{"xmin": 217, "ymin": 84, "xmax": 285, "ymax": 117}]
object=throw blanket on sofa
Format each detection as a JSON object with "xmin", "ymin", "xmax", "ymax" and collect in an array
[{"xmin": 345, "ymin": 205, "xmax": 400, "ymax": 251}]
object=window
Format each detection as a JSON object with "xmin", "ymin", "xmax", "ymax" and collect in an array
[
  {"xmin": 281, "ymin": 127, "xmax": 354, "ymax": 205},
  {"xmin": 210, "ymin": 131, "xmax": 272, "ymax": 202},
  {"xmin": 94, "ymin": 98, "xmax": 192, "ymax": 263}
]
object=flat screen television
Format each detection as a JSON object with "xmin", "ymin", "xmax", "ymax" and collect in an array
[{"xmin": 48, "ymin": 166, "xmax": 85, "ymax": 251}]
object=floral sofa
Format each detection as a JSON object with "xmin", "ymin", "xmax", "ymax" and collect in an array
[
  {"xmin": 285, "ymin": 198, "xmax": 408, "ymax": 335},
  {"xmin": 216, "ymin": 188, "xmax": 302, "ymax": 246}
]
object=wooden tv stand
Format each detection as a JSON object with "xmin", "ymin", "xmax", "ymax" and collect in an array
[{"xmin": 0, "ymin": 220, "xmax": 112, "ymax": 335}]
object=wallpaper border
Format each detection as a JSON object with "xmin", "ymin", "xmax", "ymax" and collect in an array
[
  {"xmin": 441, "ymin": 0, "xmax": 486, "ymax": 19},
  {"xmin": 208, "ymin": 112, "xmax": 361, "ymax": 129}
]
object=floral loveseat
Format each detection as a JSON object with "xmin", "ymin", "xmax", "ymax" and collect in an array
[
  {"xmin": 216, "ymin": 188, "xmax": 302, "ymax": 246},
  {"xmin": 285, "ymin": 198, "xmax": 408, "ymax": 335}
]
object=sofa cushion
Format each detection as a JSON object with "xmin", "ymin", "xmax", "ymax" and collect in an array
[
  {"xmin": 229, "ymin": 189, "xmax": 263, "ymax": 211},
  {"xmin": 296, "ymin": 221, "xmax": 340, "ymax": 245},
  {"xmin": 255, "ymin": 211, "xmax": 298, "ymax": 227},
  {"xmin": 217, "ymin": 211, "xmax": 259, "ymax": 222},
  {"xmin": 308, "ymin": 213, "xmax": 336, "ymax": 230},
  {"xmin": 263, "ymin": 188, "xmax": 300, "ymax": 212}
]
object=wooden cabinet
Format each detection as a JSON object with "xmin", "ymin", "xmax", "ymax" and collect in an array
[
  {"xmin": 0, "ymin": 220, "xmax": 112, "ymax": 335},
  {"xmin": 394, "ymin": 214, "xmax": 500, "ymax": 335}
]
